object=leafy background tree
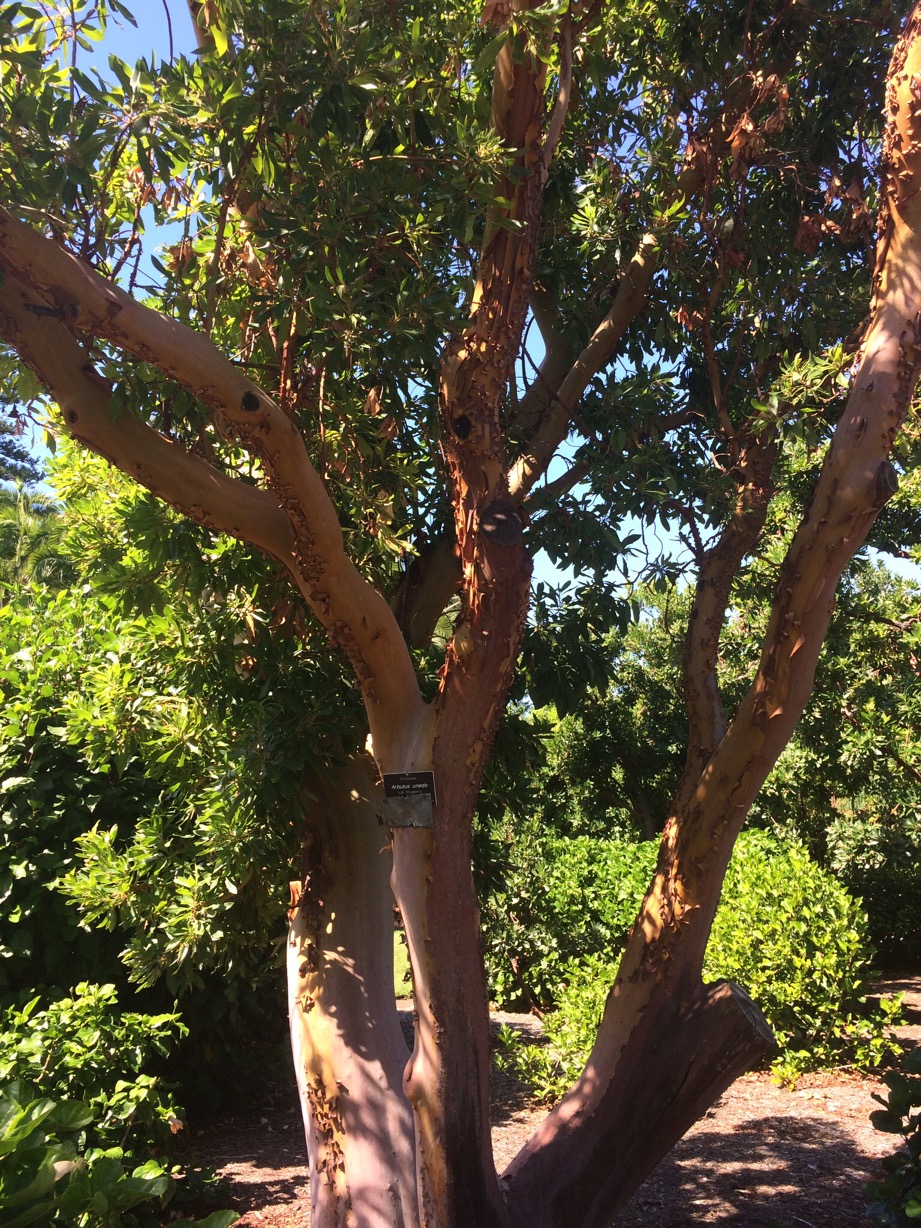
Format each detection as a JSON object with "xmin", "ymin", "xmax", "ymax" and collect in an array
[{"xmin": 0, "ymin": 416, "xmax": 41, "ymax": 487}]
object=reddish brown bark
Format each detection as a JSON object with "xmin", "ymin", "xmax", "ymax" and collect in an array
[
  {"xmin": 503, "ymin": 973, "xmax": 772, "ymax": 1228},
  {"xmin": 382, "ymin": 5, "xmax": 552, "ymax": 1221},
  {"xmin": 3, "ymin": 5, "xmax": 921, "ymax": 1228},
  {"xmin": 674, "ymin": 432, "xmax": 778, "ymax": 813},
  {"xmin": 492, "ymin": 13, "xmax": 921, "ymax": 1220}
]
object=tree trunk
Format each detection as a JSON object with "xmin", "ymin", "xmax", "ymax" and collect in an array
[
  {"xmin": 503, "ymin": 969, "xmax": 772, "ymax": 1228},
  {"xmin": 287, "ymin": 757, "xmax": 418, "ymax": 1228}
]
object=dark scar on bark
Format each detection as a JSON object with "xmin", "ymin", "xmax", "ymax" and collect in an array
[
  {"xmin": 241, "ymin": 391, "xmax": 261, "ymax": 412},
  {"xmin": 479, "ymin": 500, "xmax": 522, "ymax": 546}
]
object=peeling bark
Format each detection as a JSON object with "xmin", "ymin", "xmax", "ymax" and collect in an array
[
  {"xmin": 3, "ymin": 6, "xmax": 921, "ymax": 1228},
  {"xmin": 0, "ymin": 208, "xmax": 427, "ymax": 766},
  {"xmin": 0, "ymin": 279, "xmax": 296, "ymax": 563},
  {"xmin": 494, "ymin": 10, "xmax": 921, "ymax": 1221},
  {"xmin": 382, "ymin": 6, "xmax": 549, "ymax": 1223},
  {"xmin": 503, "ymin": 971, "xmax": 772, "ymax": 1228}
]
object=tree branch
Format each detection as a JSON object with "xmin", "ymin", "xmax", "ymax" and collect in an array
[
  {"xmin": 510, "ymin": 222, "xmax": 680, "ymax": 498},
  {"xmin": 511, "ymin": 285, "xmax": 579, "ymax": 438},
  {"xmin": 672, "ymin": 432, "xmax": 777, "ymax": 814},
  {"xmin": 0, "ymin": 209, "xmax": 426, "ymax": 764},
  {"xmin": 541, "ymin": 13, "xmax": 573, "ymax": 173},
  {"xmin": 503, "ymin": 8, "xmax": 921, "ymax": 1210},
  {"xmin": 389, "ymin": 535, "xmax": 461, "ymax": 649},
  {"xmin": 0, "ymin": 278, "xmax": 295, "ymax": 562},
  {"xmin": 509, "ymin": 98, "xmax": 761, "ymax": 501}
]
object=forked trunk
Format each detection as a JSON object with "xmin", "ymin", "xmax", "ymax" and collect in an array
[
  {"xmin": 503, "ymin": 970, "xmax": 772, "ymax": 1227},
  {"xmin": 3, "ymin": 3, "xmax": 919, "ymax": 1226}
]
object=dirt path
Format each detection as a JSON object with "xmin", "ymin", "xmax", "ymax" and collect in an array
[{"xmin": 191, "ymin": 979, "xmax": 920, "ymax": 1228}]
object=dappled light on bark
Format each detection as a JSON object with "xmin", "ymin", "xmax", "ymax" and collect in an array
[{"xmin": 2, "ymin": 0, "xmax": 921, "ymax": 1224}]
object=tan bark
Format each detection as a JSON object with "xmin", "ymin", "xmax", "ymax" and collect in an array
[
  {"xmin": 0, "ymin": 279, "xmax": 295, "ymax": 562},
  {"xmin": 287, "ymin": 758, "xmax": 418, "ymax": 1228},
  {"xmin": 0, "ymin": 208, "xmax": 426, "ymax": 767}
]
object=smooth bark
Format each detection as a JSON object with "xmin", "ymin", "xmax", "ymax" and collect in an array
[{"xmin": 288, "ymin": 758, "xmax": 418, "ymax": 1228}]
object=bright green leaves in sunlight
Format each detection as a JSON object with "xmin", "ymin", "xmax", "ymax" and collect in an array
[
  {"xmin": 0, "ymin": 446, "xmax": 363, "ymax": 996},
  {"xmin": 1, "ymin": 0, "xmax": 520, "ymax": 597}
]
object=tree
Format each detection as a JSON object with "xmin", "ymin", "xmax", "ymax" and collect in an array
[
  {"xmin": 0, "ymin": 418, "xmax": 41, "ymax": 486},
  {"xmin": 2, "ymin": 1, "xmax": 921, "ymax": 1224},
  {"xmin": 0, "ymin": 482, "xmax": 71, "ymax": 586}
]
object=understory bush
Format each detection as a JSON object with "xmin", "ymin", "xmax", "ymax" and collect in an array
[
  {"xmin": 0, "ymin": 985, "xmax": 238, "ymax": 1227},
  {"xmin": 0, "ymin": 985, "xmax": 186, "ymax": 1170},
  {"xmin": 0, "ymin": 581, "xmax": 301, "ymax": 1110},
  {"xmin": 492, "ymin": 831, "xmax": 901, "ymax": 1096},
  {"xmin": 0, "ymin": 1079, "xmax": 238, "ymax": 1228},
  {"xmin": 0, "ymin": 1079, "xmax": 171, "ymax": 1228},
  {"xmin": 481, "ymin": 832, "xmax": 656, "ymax": 1009},
  {"xmin": 866, "ymin": 1048, "xmax": 921, "ymax": 1225},
  {"xmin": 827, "ymin": 811, "xmax": 921, "ymax": 968}
]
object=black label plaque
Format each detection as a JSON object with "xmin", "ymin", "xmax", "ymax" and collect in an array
[
  {"xmin": 383, "ymin": 771, "xmax": 436, "ymax": 802},
  {"xmin": 382, "ymin": 772, "xmax": 436, "ymax": 828}
]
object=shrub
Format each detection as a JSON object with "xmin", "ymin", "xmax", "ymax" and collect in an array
[
  {"xmin": 0, "ymin": 1079, "xmax": 238, "ymax": 1228},
  {"xmin": 0, "ymin": 985, "xmax": 186, "ymax": 1165},
  {"xmin": 827, "ymin": 812, "xmax": 921, "ymax": 968},
  {"xmin": 866, "ymin": 1048, "xmax": 921, "ymax": 1225},
  {"xmin": 481, "ymin": 831, "xmax": 656, "ymax": 1009},
  {"xmin": 0, "ymin": 1079, "xmax": 172, "ymax": 1228},
  {"xmin": 494, "ymin": 831, "xmax": 900, "ymax": 1096},
  {"xmin": 705, "ymin": 831, "xmax": 902, "ymax": 1082},
  {"xmin": 497, "ymin": 954, "xmax": 613, "ymax": 1103}
]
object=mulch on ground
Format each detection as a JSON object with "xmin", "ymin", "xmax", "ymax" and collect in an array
[{"xmin": 190, "ymin": 978, "xmax": 921, "ymax": 1228}]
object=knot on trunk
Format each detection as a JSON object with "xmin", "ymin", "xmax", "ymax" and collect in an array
[{"xmin": 479, "ymin": 499, "xmax": 523, "ymax": 547}]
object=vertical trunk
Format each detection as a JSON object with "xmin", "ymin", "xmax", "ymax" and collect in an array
[
  {"xmin": 390, "ymin": 527, "xmax": 531, "ymax": 1228},
  {"xmin": 288, "ymin": 757, "xmax": 418, "ymax": 1228},
  {"xmin": 383, "ymin": 6, "xmax": 547, "ymax": 1221}
]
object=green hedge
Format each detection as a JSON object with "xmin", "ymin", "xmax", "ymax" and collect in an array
[
  {"xmin": 488, "ymin": 831, "xmax": 901, "ymax": 1093},
  {"xmin": 0, "ymin": 984, "xmax": 237, "ymax": 1227},
  {"xmin": 481, "ymin": 832, "xmax": 656, "ymax": 1009}
]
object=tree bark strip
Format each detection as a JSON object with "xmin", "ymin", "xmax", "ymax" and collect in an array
[{"xmin": 288, "ymin": 758, "xmax": 418, "ymax": 1228}]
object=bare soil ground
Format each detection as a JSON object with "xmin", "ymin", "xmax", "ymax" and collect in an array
[{"xmin": 190, "ymin": 978, "xmax": 921, "ymax": 1228}]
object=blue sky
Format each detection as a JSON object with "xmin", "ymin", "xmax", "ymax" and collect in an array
[{"xmin": 98, "ymin": 2, "xmax": 193, "ymax": 65}]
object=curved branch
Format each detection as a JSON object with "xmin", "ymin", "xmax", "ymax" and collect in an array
[
  {"xmin": 509, "ymin": 224, "xmax": 676, "ymax": 500},
  {"xmin": 503, "ymin": 9, "xmax": 921, "ymax": 1212},
  {"xmin": 512, "ymin": 285, "xmax": 579, "ymax": 438},
  {"xmin": 0, "ymin": 278, "xmax": 295, "ymax": 562},
  {"xmin": 0, "ymin": 210, "xmax": 427, "ymax": 763}
]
